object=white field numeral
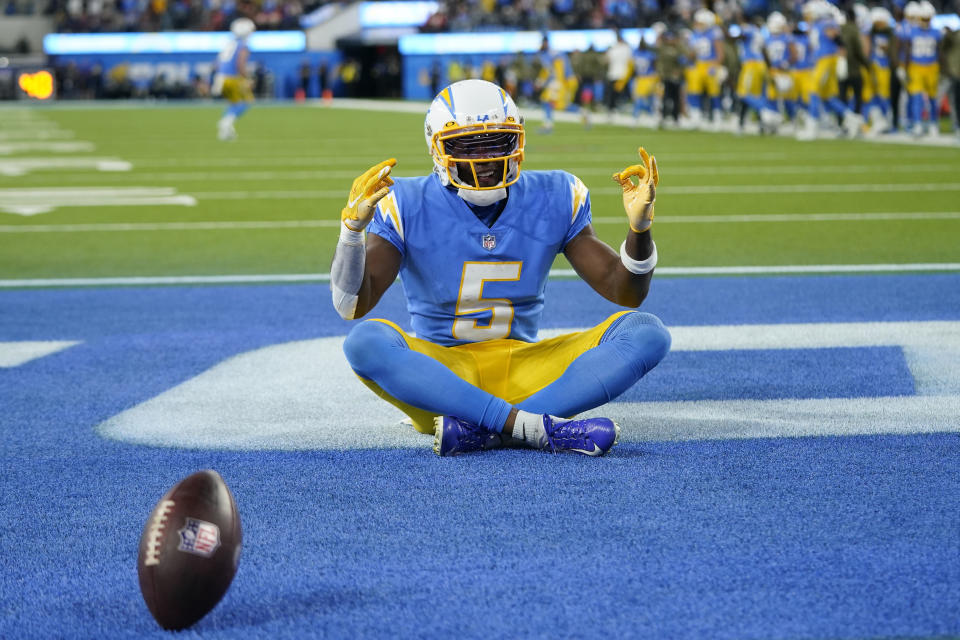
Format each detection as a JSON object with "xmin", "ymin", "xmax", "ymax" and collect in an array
[{"xmin": 453, "ymin": 262, "xmax": 522, "ymax": 342}]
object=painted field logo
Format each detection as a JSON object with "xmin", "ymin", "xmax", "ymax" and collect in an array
[{"xmin": 177, "ymin": 517, "xmax": 220, "ymax": 557}]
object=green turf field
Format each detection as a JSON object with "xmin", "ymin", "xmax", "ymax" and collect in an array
[{"xmin": 1, "ymin": 102, "xmax": 958, "ymax": 281}]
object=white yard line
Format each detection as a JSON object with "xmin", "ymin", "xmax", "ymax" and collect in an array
[
  {"xmin": 2, "ymin": 263, "xmax": 958, "ymax": 288},
  {"xmin": 2, "ymin": 211, "xmax": 958, "ymax": 233},
  {"xmin": 15, "ymin": 163, "xmax": 958, "ymax": 183},
  {"xmin": 0, "ymin": 141, "xmax": 96, "ymax": 155},
  {"xmin": 0, "ymin": 186, "xmax": 195, "ymax": 215}
]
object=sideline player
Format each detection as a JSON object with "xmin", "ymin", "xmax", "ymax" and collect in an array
[
  {"xmin": 631, "ymin": 35, "xmax": 658, "ymax": 126},
  {"xmin": 903, "ymin": 0, "xmax": 943, "ymax": 136},
  {"xmin": 765, "ymin": 12, "xmax": 798, "ymax": 130},
  {"xmin": 863, "ymin": 6, "xmax": 897, "ymax": 134},
  {"xmin": 535, "ymin": 37, "xmax": 584, "ymax": 133},
  {"xmin": 330, "ymin": 79, "xmax": 671, "ymax": 457},
  {"xmin": 736, "ymin": 15, "xmax": 772, "ymax": 133},
  {"xmin": 213, "ymin": 18, "xmax": 256, "ymax": 141},
  {"xmin": 685, "ymin": 9, "xmax": 726, "ymax": 128}
]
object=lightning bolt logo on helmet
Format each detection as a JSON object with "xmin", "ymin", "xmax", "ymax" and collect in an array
[{"xmin": 424, "ymin": 79, "xmax": 525, "ymax": 207}]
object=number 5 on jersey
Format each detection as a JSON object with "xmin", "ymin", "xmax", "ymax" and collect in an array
[{"xmin": 453, "ymin": 262, "xmax": 522, "ymax": 342}]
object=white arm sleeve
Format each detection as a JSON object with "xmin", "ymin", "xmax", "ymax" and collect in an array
[{"xmin": 330, "ymin": 225, "xmax": 365, "ymax": 320}]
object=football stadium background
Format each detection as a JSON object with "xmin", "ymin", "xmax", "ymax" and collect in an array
[{"xmin": 3, "ymin": 1, "xmax": 960, "ymax": 637}]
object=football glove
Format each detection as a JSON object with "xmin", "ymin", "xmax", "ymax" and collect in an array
[
  {"xmin": 341, "ymin": 158, "xmax": 396, "ymax": 232},
  {"xmin": 612, "ymin": 147, "xmax": 659, "ymax": 233}
]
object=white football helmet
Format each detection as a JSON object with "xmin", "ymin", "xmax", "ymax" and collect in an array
[
  {"xmin": 767, "ymin": 11, "xmax": 787, "ymax": 33},
  {"xmin": 918, "ymin": 0, "xmax": 935, "ymax": 20},
  {"xmin": 424, "ymin": 79, "xmax": 525, "ymax": 204},
  {"xmin": 871, "ymin": 6, "xmax": 892, "ymax": 26},
  {"xmin": 231, "ymin": 18, "xmax": 256, "ymax": 39},
  {"xmin": 904, "ymin": 1, "xmax": 921, "ymax": 22},
  {"xmin": 694, "ymin": 8, "xmax": 715, "ymax": 27}
]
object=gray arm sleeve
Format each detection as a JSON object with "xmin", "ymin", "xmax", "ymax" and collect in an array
[{"xmin": 330, "ymin": 225, "xmax": 366, "ymax": 320}]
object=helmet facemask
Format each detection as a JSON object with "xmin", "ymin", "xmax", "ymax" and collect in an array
[{"xmin": 430, "ymin": 121, "xmax": 525, "ymax": 192}]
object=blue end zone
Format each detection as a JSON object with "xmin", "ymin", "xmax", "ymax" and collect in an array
[
  {"xmin": 631, "ymin": 346, "xmax": 915, "ymax": 401},
  {"xmin": 1, "ymin": 273, "xmax": 959, "ymax": 639}
]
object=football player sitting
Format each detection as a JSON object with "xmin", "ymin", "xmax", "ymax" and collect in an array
[{"xmin": 329, "ymin": 79, "xmax": 671, "ymax": 457}]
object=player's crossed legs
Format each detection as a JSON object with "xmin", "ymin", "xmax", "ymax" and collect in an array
[{"xmin": 342, "ymin": 311, "xmax": 671, "ymax": 457}]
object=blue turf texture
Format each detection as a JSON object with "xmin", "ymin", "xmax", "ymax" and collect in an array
[{"xmin": 1, "ymin": 274, "xmax": 959, "ymax": 639}]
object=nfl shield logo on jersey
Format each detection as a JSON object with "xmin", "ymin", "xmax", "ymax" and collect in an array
[
  {"xmin": 482, "ymin": 234, "xmax": 496, "ymax": 251},
  {"xmin": 178, "ymin": 517, "xmax": 221, "ymax": 557}
]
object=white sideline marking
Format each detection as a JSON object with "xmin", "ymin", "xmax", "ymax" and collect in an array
[
  {"xmin": 0, "ymin": 142, "xmax": 95, "ymax": 155},
  {"xmin": 168, "ymin": 183, "xmax": 960, "ymax": 201},
  {"xmin": 0, "ymin": 187, "xmax": 196, "ymax": 215},
  {"xmin": 96, "ymin": 321, "xmax": 960, "ymax": 450},
  {"xmin": 596, "ymin": 183, "xmax": 960, "ymax": 196},
  {"xmin": 27, "ymin": 164, "xmax": 960, "ymax": 183},
  {"xmin": 0, "ymin": 130, "xmax": 74, "ymax": 141},
  {"xmin": 0, "ymin": 341, "xmax": 81, "ymax": 368},
  {"xmin": 2, "ymin": 263, "xmax": 959, "ymax": 288},
  {"xmin": 1, "ymin": 211, "xmax": 958, "ymax": 234},
  {"xmin": 0, "ymin": 157, "xmax": 132, "ymax": 177}
]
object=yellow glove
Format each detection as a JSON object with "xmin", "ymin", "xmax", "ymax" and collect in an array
[
  {"xmin": 341, "ymin": 158, "xmax": 396, "ymax": 232},
  {"xmin": 612, "ymin": 147, "xmax": 659, "ymax": 233}
]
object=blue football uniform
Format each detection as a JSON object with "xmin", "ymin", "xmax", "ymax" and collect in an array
[
  {"xmin": 366, "ymin": 170, "xmax": 591, "ymax": 346},
  {"xmin": 217, "ymin": 36, "xmax": 247, "ymax": 76}
]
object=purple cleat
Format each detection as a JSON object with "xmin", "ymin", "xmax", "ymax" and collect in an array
[
  {"xmin": 433, "ymin": 416, "xmax": 503, "ymax": 457},
  {"xmin": 541, "ymin": 415, "xmax": 620, "ymax": 456}
]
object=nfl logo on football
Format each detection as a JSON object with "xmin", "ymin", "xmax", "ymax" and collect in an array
[
  {"xmin": 482, "ymin": 234, "xmax": 496, "ymax": 251},
  {"xmin": 178, "ymin": 517, "xmax": 221, "ymax": 557}
]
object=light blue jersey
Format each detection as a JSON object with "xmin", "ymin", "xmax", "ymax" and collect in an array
[
  {"xmin": 367, "ymin": 170, "xmax": 592, "ymax": 346},
  {"xmin": 765, "ymin": 33, "xmax": 792, "ymax": 70},
  {"xmin": 217, "ymin": 36, "xmax": 248, "ymax": 76},
  {"xmin": 633, "ymin": 50, "xmax": 656, "ymax": 76},
  {"xmin": 739, "ymin": 24, "xmax": 766, "ymax": 63},
  {"xmin": 811, "ymin": 19, "xmax": 840, "ymax": 59},
  {"xmin": 906, "ymin": 25, "xmax": 941, "ymax": 65},
  {"xmin": 793, "ymin": 33, "xmax": 814, "ymax": 70},
  {"xmin": 870, "ymin": 29, "xmax": 893, "ymax": 66},
  {"xmin": 689, "ymin": 26, "xmax": 724, "ymax": 62}
]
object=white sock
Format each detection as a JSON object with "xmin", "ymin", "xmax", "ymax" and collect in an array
[{"xmin": 512, "ymin": 410, "xmax": 548, "ymax": 448}]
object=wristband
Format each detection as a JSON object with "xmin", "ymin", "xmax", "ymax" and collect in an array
[
  {"xmin": 339, "ymin": 224, "xmax": 365, "ymax": 245},
  {"xmin": 620, "ymin": 240, "xmax": 658, "ymax": 275}
]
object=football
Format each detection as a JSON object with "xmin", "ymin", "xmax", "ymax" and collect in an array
[{"xmin": 137, "ymin": 469, "xmax": 242, "ymax": 631}]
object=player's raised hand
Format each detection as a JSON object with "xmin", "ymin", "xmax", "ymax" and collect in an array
[
  {"xmin": 341, "ymin": 158, "xmax": 396, "ymax": 231},
  {"xmin": 612, "ymin": 147, "xmax": 659, "ymax": 233}
]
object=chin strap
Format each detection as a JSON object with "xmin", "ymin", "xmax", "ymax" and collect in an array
[{"xmin": 457, "ymin": 187, "xmax": 507, "ymax": 206}]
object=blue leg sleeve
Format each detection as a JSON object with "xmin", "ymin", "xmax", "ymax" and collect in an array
[
  {"xmin": 231, "ymin": 102, "xmax": 250, "ymax": 118},
  {"xmin": 784, "ymin": 99, "xmax": 797, "ymax": 119},
  {"xmin": 909, "ymin": 93, "xmax": 923, "ymax": 125},
  {"xmin": 343, "ymin": 321, "xmax": 513, "ymax": 431},
  {"xmin": 542, "ymin": 101, "xmax": 554, "ymax": 123},
  {"xmin": 808, "ymin": 94, "xmax": 822, "ymax": 119},
  {"xmin": 826, "ymin": 96, "xmax": 848, "ymax": 115},
  {"xmin": 687, "ymin": 93, "xmax": 702, "ymax": 111},
  {"xmin": 517, "ymin": 312, "xmax": 671, "ymax": 417}
]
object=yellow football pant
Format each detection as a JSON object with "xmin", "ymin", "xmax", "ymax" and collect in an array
[
  {"xmin": 907, "ymin": 62, "xmax": 939, "ymax": 98},
  {"xmin": 685, "ymin": 61, "xmax": 723, "ymax": 97},
  {"xmin": 356, "ymin": 312, "xmax": 632, "ymax": 434},
  {"xmin": 221, "ymin": 76, "xmax": 253, "ymax": 103}
]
